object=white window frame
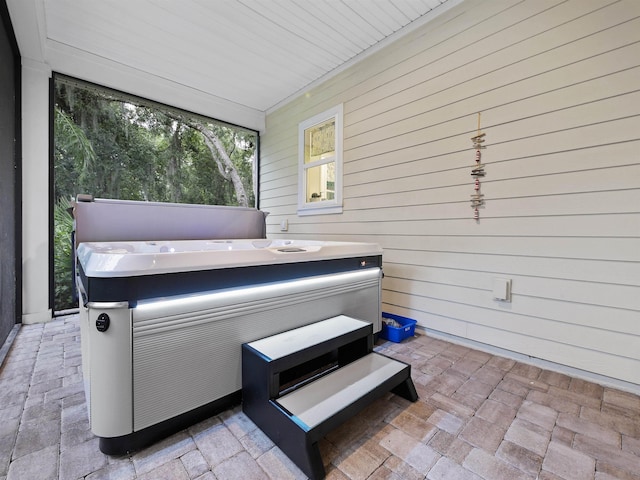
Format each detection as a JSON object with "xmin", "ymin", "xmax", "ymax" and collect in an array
[{"xmin": 297, "ymin": 104, "xmax": 343, "ymax": 216}]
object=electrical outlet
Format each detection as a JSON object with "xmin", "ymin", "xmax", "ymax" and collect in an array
[{"xmin": 492, "ymin": 277, "xmax": 512, "ymax": 302}]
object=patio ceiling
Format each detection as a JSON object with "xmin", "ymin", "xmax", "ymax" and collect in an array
[{"xmin": 9, "ymin": 0, "xmax": 457, "ymax": 116}]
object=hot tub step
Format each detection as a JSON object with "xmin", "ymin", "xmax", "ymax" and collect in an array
[
  {"xmin": 242, "ymin": 315, "xmax": 418, "ymax": 480},
  {"xmin": 276, "ymin": 352, "xmax": 409, "ymax": 429}
]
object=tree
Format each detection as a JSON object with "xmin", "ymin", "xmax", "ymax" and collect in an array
[{"xmin": 54, "ymin": 106, "xmax": 97, "ymax": 200}]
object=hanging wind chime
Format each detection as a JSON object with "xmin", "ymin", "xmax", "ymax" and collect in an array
[{"xmin": 470, "ymin": 113, "xmax": 486, "ymax": 220}]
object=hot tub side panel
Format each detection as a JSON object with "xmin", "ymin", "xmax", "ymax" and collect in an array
[
  {"xmin": 131, "ymin": 269, "xmax": 382, "ymax": 433},
  {"xmin": 79, "ymin": 302, "xmax": 133, "ymax": 438}
]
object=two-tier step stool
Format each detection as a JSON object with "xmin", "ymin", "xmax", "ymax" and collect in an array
[{"xmin": 242, "ymin": 315, "xmax": 418, "ymax": 479}]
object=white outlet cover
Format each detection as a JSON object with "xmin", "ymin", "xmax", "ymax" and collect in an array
[{"xmin": 492, "ymin": 277, "xmax": 511, "ymax": 302}]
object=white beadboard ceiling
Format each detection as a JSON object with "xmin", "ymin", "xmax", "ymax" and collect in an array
[{"xmin": 9, "ymin": 0, "xmax": 457, "ymax": 126}]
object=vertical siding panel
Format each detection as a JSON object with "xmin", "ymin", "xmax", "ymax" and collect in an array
[{"xmin": 261, "ymin": 0, "xmax": 640, "ymax": 387}]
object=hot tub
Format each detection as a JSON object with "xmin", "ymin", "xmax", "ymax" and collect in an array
[{"xmin": 76, "ymin": 237, "xmax": 383, "ymax": 455}]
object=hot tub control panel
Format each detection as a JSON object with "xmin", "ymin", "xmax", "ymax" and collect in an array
[{"xmin": 96, "ymin": 313, "xmax": 110, "ymax": 332}]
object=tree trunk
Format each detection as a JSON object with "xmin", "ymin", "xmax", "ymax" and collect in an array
[
  {"xmin": 167, "ymin": 128, "xmax": 182, "ymax": 203},
  {"xmin": 187, "ymin": 121, "xmax": 248, "ymax": 207}
]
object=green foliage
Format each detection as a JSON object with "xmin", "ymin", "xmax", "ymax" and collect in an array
[
  {"xmin": 53, "ymin": 78, "xmax": 258, "ymax": 310},
  {"xmin": 54, "ymin": 80, "xmax": 256, "ymax": 206},
  {"xmin": 54, "ymin": 107, "xmax": 97, "ymax": 200},
  {"xmin": 53, "ymin": 197, "xmax": 75, "ymax": 311}
]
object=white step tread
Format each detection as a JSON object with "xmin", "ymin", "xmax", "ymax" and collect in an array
[
  {"xmin": 246, "ymin": 315, "xmax": 368, "ymax": 360},
  {"xmin": 276, "ymin": 353, "xmax": 407, "ymax": 429}
]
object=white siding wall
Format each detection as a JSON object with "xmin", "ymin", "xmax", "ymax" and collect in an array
[{"xmin": 260, "ymin": 0, "xmax": 640, "ymax": 387}]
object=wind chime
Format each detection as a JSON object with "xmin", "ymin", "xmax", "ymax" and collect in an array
[{"xmin": 470, "ymin": 113, "xmax": 486, "ymax": 220}]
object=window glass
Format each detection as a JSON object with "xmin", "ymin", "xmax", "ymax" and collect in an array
[
  {"xmin": 54, "ymin": 75, "xmax": 257, "ymax": 208},
  {"xmin": 304, "ymin": 117, "xmax": 335, "ymax": 164},
  {"xmin": 298, "ymin": 104, "xmax": 343, "ymax": 215},
  {"xmin": 305, "ymin": 163, "xmax": 336, "ymax": 202}
]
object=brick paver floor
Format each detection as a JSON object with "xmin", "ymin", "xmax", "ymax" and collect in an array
[{"xmin": 1, "ymin": 315, "xmax": 639, "ymax": 479}]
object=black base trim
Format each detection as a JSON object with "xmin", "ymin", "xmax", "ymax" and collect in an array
[{"xmin": 98, "ymin": 390, "xmax": 242, "ymax": 456}]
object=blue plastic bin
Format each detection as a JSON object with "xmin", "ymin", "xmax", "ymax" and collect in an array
[{"xmin": 380, "ymin": 313, "xmax": 417, "ymax": 343}]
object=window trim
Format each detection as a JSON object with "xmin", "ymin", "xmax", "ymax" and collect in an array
[{"xmin": 297, "ymin": 104, "xmax": 343, "ymax": 216}]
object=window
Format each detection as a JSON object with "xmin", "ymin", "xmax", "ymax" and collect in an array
[
  {"xmin": 52, "ymin": 74, "xmax": 258, "ymax": 311},
  {"xmin": 298, "ymin": 104, "xmax": 343, "ymax": 215},
  {"xmin": 54, "ymin": 75, "xmax": 258, "ymax": 208}
]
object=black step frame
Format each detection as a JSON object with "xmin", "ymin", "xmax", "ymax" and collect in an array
[{"xmin": 242, "ymin": 317, "xmax": 418, "ymax": 480}]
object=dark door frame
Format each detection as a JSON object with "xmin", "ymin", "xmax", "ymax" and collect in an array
[{"xmin": 0, "ymin": 0, "xmax": 22, "ymax": 363}]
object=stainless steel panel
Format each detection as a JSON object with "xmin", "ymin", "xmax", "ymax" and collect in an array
[{"xmin": 131, "ymin": 269, "xmax": 381, "ymax": 431}]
